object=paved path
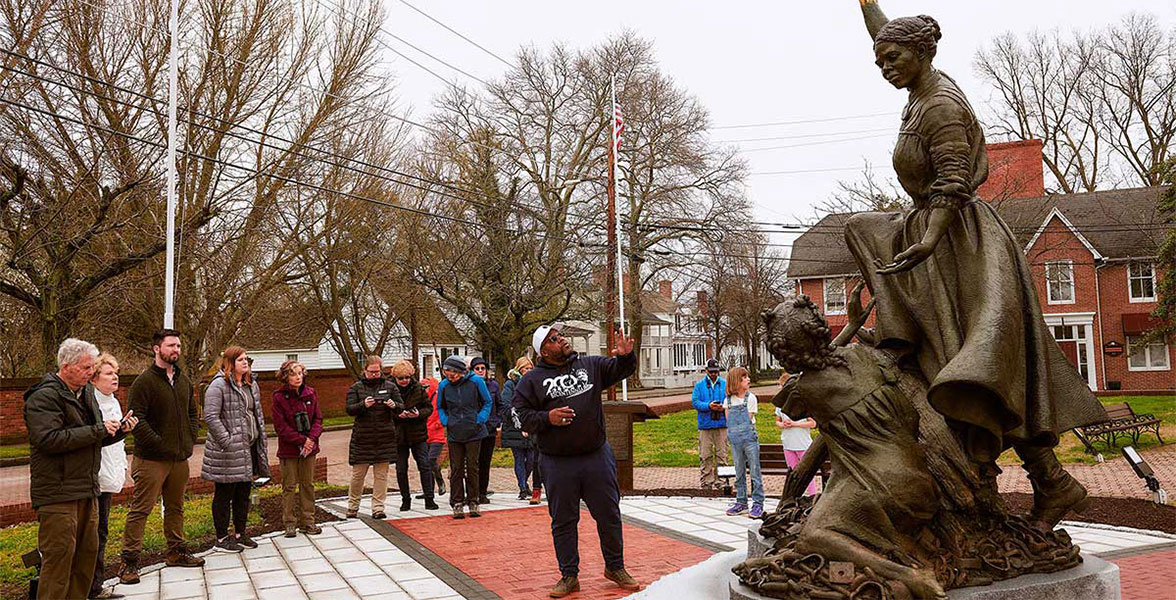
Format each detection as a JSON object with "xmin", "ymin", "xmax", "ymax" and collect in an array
[{"xmin": 105, "ymin": 494, "xmax": 1176, "ymax": 600}]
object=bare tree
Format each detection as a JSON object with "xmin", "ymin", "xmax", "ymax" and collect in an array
[
  {"xmin": 819, "ymin": 161, "xmax": 908, "ymax": 216},
  {"xmin": 975, "ymin": 14, "xmax": 1174, "ymax": 193}
]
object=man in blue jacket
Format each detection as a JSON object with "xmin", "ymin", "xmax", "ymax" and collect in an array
[
  {"xmin": 435, "ymin": 356, "xmax": 493, "ymax": 519},
  {"xmin": 513, "ymin": 324, "xmax": 641, "ymax": 598},
  {"xmin": 692, "ymin": 358, "xmax": 728, "ymax": 490}
]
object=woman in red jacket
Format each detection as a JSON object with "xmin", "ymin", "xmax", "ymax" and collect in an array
[
  {"xmin": 271, "ymin": 361, "xmax": 324, "ymax": 537},
  {"xmin": 421, "ymin": 376, "xmax": 446, "ymax": 497}
]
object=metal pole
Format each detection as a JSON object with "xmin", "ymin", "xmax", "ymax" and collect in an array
[
  {"xmin": 605, "ymin": 75, "xmax": 618, "ymax": 403},
  {"xmin": 162, "ymin": 0, "xmax": 178, "ymax": 329},
  {"xmin": 613, "ymin": 77, "xmax": 628, "ymax": 402}
]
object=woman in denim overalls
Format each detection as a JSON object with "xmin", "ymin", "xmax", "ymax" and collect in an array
[{"xmin": 724, "ymin": 367, "xmax": 765, "ymax": 518}]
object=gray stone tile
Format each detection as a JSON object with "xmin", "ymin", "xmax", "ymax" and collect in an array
[
  {"xmin": 366, "ymin": 549, "xmax": 414, "ymax": 566},
  {"xmin": 288, "ymin": 558, "xmax": 334, "ymax": 576},
  {"xmin": 314, "ymin": 535, "xmax": 355, "ymax": 550},
  {"xmin": 360, "ymin": 592, "xmax": 412, "ymax": 600},
  {"xmin": 343, "ymin": 527, "xmax": 385, "ymax": 541},
  {"xmin": 206, "ymin": 581, "xmax": 256, "ymax": 600},
  {"xmin": 280, "ymin": 545, "xmax": 323, "ymax": 562},
  {"xmin": 301, "ymin": 572, "xmax": 349, "ymax": 593},
  {"xmin": 397, "ymin": 578, "xmax": 457, "ymax": 600},
  {"xmin": 242, "ymin": 543, "xmax": 281, "ymax": 559},
  {"xmin": 255, "ymin": 585, "xmax": 308, "ymax": 600},
  {"xmin": 244, "ymin": 556, "xmax": 288, "ymax": 573},
  {"xmin": 202, "ymin": 553, "xmax": 245, "ymax": 571},
  {"xmin": 251, "ymin": 569, "xmax": 299, "ymax": 590},
  {"xmin": 274, "ymin": 534, "xmax": 313, "ymax": 548},
  {"xmin": 352, "ymin": 536, "xmax": 396, "ymax": 553},
  {"xmin": 309, "ymin": 590, "xmax": 360, "ymax": 600},
  {"xmin": 205, "ymin": 567, "xmax": 251, "ymax": 586},
  {"xmin": 161, "ymin": 566, "xmax": 205, "ymax": 583},
  {"xmin": 384, "ymin": 562, "xmax": 434, "ymax": 583},
  {"xmin": 161, "ymin": 579, "xmax": 205, "ymax": 599},
  {"xmin": 349, "ymin": 574, "xmax": 398, "ymax": 596},
  {"xmin": 336, "ymin": 559, "xmax": 384, "ymax": 579},
  {"xmin": 325, "ymin": 547, "xmax": 369, "ymax": 565}
]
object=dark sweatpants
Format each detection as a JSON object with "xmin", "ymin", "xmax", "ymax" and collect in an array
[
  {"xmin": 89, "ymin": 492, "xmax": 112, "ymax": 596},
  {"xmin": 477, "ymin": 426, "xmax": 498, "ymax": 499},
  {"xmin": 540, "ymin": 442, "xmax": 624, "ymax": 577}
]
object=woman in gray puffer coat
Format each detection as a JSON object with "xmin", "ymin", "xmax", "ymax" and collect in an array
[{"xmin": 201, "ymin": 346, "xmax": 270, "ymax": 552}]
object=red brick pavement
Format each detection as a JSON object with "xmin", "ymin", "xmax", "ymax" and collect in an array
[
  {"xmin": 389, "ymin": 505, "xmax": 715, "ymax": 599},
  {"xmin": 1112, "ymin": 549, "xmax": 1176, "ymax": 600}
]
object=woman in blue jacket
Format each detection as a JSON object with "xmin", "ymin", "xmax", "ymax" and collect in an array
[{"xmin": 435, "ymin": 356, "xmax": 492, "ymax": 519}]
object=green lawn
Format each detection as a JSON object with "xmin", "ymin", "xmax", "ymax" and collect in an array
[
  {"xmin": 999, "ymin": 395, "xmax": 1176, "ymax": 466},
  {"xmin": 0, "ymin": 482, "xmax": 345, "ymax": 595},
  {"xmin": 632, "ymin": 402, "xmax": 807, "ymax": 467}
]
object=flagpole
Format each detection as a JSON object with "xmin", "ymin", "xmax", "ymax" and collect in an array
[
  {"xmin": 605, "ymin": 75, "xmax": 618, "ymax": 404},
  {"xmin": 163, "ymin": 0, "xmax": 178, "ymax": 329},
  {"xmin": 611, "ymin": 76, "xmax": 629, "ymax": 402}
]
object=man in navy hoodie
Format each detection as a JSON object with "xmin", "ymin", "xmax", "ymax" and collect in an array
[{"xmin": 513, "ymin": 323, "xmax": 641, "ymax": 598}]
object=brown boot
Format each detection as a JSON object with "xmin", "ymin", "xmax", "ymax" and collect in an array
[
  {"xmin": 1016, "ymin": 444, "xmax": 1091, "ymax": 529},
  {"xmin": 549, "ymin": 575, "xmax": 580, "ymax": 598},
  {"xmin": 165, "ymin": 548, "xmax": 205, "ymax": 568},
  {"xmin": 604, "ymin": 568, "xmax": 641, "ymax": 591},
  {"xmin": 117, "ymin": 560, "xmax": 140, "ymax": 585}
]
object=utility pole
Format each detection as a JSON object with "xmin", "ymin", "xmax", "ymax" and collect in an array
[{"xmin": 162, "ymin": 0, "xmax": 179, "ymax": 328}]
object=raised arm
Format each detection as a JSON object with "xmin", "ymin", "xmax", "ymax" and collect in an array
[{"xmin": 859, "ymin": 0, "xmax": 890, "ymax": 42}]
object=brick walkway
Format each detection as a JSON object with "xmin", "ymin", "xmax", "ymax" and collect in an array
[
  {"xmin": 1111, "ymin": 549, "xmax": 1176, "ymax": 600},
  {"xmin": 389, "ymin": 506, "xmax": 714, "ymax": 599}
]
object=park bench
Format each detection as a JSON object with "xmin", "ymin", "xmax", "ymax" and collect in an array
[
  {"xmin": 1075, "ymin": 402, "xmax": 1165, "ymax": 461},
  {"xmin": 717, "ymin": 443, "xmax": 830, "ymax": 495}
]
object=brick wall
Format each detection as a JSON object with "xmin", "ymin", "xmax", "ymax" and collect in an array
[
  {"xmin": 978, "ymin": 139, "xmax": 1046, "ymax": 202},
  {"xmin": 1097, "ymin": 262, "xmax": 1174, "ymax": 391},
  {"xmin": 0, "ymin": 456, "xmax": 327, "ymax": 527},
  {"xmin": 1, "ymin": 369, "xmax": 361, "ymax": 444},
  {"xmin": 797, "ymin": 277, "xmax": 876, "ymax": 336}
]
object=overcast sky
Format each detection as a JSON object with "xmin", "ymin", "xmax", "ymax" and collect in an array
[{"xmin": 372, "ymin": 0, "xmax": 1174, "ymax": 248}]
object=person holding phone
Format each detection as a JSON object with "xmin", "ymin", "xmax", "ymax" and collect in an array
[
  {"xmin": 692, "ymin": 359, "xmax": 728, "ymax": 491},
  {"xmin": 88, "ymin": 353, "xmax": 132, "ymax": 599},
  {"xmin": 436, "ymin": 356, "xmax": 493, "ymax": 519},
  {"xmin": 390, "ymin": 360, "xmax": 437, "ymax": 512},
  {"xmin": 345, "ymin": 356, "xmax": 401, "ymax": 519},
  {"xmin": 271, "ymin": 361, "xmax": 323, "ymax": 537},
  {"xmin": 512, "ymin": 324, "xmax": 641, "ymax": 597}
]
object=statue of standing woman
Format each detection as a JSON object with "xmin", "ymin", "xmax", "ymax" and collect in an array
[{"xmin": 845, "ymin": 0, "xmax": 1106, "ymax": 530}]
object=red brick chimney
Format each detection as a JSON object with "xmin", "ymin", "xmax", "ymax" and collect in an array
[
  {"xmin": 696, "ymin": 290, "xmax": 709, "ymax": 316},
  {"xmin": 977, "ymin": 139, "xmax": 1045, "ymax": 202},
  {"xmin": 659, "ymin": 280, "xmax": 672, "ymax": 299}
]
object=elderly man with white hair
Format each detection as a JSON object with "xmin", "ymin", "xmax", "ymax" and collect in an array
[{"xmin": 24, "ymin": 338, "xmax": 136, "ymax": 600}]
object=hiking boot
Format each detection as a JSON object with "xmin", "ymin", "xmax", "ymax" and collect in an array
[
  {"xmin": 518, "ymin": 489, "xmax": 529, "ymax": 500},
  {"xmin": 468, "ymin": 503, "xmax": 481, "ymax": 518},
  {"xmin": 425, "ymin": 499, "xmax": 440, "ymax": 510},
  {"xmin": 749, "ymin": 503, "xmax": 765, "ymax": 519},
  {"xmin": 299, "ymin": 524, "xmax": 322, "ymax": 535},
  {"xmin": 549, "ymin": 575, "xmax": 580, "ymax": 598},
  {"xmin": 530, "ymin": 488, "xmax": 542, "ymax": 505},
  {"xmin": 372, "ymin": 510, "xmax": 387, "ymax": 520},
  {"xmin": 214, "ymin": 535, "xmax": 243, "ymax": 553},
  {"xmin": 604, "ymin": 568, "xmax": 640, "ymax": 591},
  {"xmin": 726, "ymin": 502, "xmax": 748, "ymax": 516},
  {"xmin": 346, "ymin": 510, "xmax": 358, "ymax": 519},
  {"xmin": 453, "ymin": 505, "xmax": 465, "ymax": 519},
  {"xmin": 117, "ymin": 562, "xmax": 140, "ymax": 585},
  {"xmin": 284, "ymin": 527, "xmax": 297, "ymax": 538},
  {"xmin": 401, "ymin": 498, "xmax": 412, "ymax": 512},
  {"xmin": 89, "ymin": 587, "xmax": 125, "ymax": 599},
  {"xmin": 165, "ymin": 549, "xmax": 205, "ymax": 568}
]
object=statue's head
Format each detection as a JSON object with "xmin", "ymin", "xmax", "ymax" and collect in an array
[
  {"xmin": 873, "ymin": 15, "xmax": 941, "ymax": 89},
  {"xmin": 761, "ymin": 296, "xmax": 844, "ymax": 373}
]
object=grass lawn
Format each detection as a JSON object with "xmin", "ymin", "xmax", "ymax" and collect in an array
[
  {"xmin": 0, "ymin": 482, "xmax": 346, "ymax": 596},
  {"xmin": 998, "ymin": 395, "xmax": 1175, "ymax": 466}
]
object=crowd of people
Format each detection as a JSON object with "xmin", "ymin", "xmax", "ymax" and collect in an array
[{"xmin": 24, "ymin": 322, "xmax": 808, "ymax": 599}]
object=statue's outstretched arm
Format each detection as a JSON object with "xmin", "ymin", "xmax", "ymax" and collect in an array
[{"xmin": 859, "ymin": 0, "xmax": 890, "ymax": 42}]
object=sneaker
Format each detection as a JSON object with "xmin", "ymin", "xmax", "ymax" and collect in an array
[
  {"xmin": 485, "ymin": 491, "xmax": 495, "ymax": 497},
  {"xmin": 401, "ymin": 498, "xmax": 412, "ymax": 512},
  {"xmin": 530, "ymin": 488, "xmax": 542, "ymax": 505},
  {"xmin": 284, "ymin": 527, "xmax": 297, "ymax": 538},
  {"xmin": 236, "ymin": 533, "xmax": 258, "ymax": 549},
  {"xmin": 726, "ymin": 503, "xmax": 748, "ymax": 516},
  {"xmin": 425, "ymin": 499, "xmax": 440, "ymax": 510},
  {"xmin": 453, "ymin": 505, "xmax": 465, "ymax": 519},
  {"xmin": 118, "ymin": 563, "xmax": 140, "ymax": 585},
  {"xmin": 478, "ymin": 495, "xmax": 491, "ymax": 505},
  {"xmin": 436, "ymin": 476, "xmax": 446, "ymax": 495},
  {"xmin": 214, "ymin": 535, "xmax": 243, "ymax": 553},
  {"xmin": 372, "ymin": 511, "xmax": 387, "ymax": 519},
  {"xmin": 469, "ymin": 503, "xmax": 481, "ymax": 518},
  {"xmin": 299, "ymin": 524, "xmax": 322, "ymax": 535},
  {"xmin": 89, "ymin": 587, "xmax": 125, "ymax": 599},
  {"xmin": 549, "ymin": 575, "xmax": 580, "ymax": 598},
  {"xmin": 165, "ymin": 549, "xmax": 206, "ymax": 568},
  {"xmin": 603, "ymin": 568, "xmax": 641, "ymax": 591},
  {"xmin": 749, "ymin": 504, "xmax": 764, "ymax": 519},
  {"xmin": 518, "ymin": 489, "xmax": 529, "ymax": 500},
  {"xmin": 415, "ymin": 493, "xmax": 427, "ymax": 499}
]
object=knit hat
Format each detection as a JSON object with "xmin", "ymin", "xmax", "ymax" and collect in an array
[
  {"xmin": 469, "ymin": 357, "xmax": 488, "ymax": 370},
  {"xmin": 442, "ymin": 355, "xmax": 468, "ymax": 375}
]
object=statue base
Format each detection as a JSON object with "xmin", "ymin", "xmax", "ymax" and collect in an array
[{"xmin": 729, "ymin": 555, "xmax": 1118, "ymax": 600}]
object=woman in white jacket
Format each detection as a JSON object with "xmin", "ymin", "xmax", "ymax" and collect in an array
[{"xmin": 90, "ymin": 353, "xmax": 128, "ymax": 599}]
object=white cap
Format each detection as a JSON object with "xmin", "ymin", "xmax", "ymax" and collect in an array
[{"xmin": 532, "ymin": 323, "xmax": 563, "ymax": 354}]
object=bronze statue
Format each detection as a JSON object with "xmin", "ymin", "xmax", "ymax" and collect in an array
[{"xmin": 731, "ymin": 2, "xmax": 1109, "ymax": 597}]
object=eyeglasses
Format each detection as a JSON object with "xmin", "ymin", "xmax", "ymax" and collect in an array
[
  {"xmin": 247, "ymin": 357, "xmax": 255, "ymax": 366},
  {"xmin": 546, "ymin": 333, "xmax": 563, "ymax": 344}
]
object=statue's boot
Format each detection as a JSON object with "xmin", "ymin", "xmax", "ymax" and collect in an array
[{"xmin": 1015, "ymin": 444, "xmax": 1090, "ymax": 529}]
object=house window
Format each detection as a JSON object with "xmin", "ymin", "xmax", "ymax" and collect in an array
[
  {"xmin": 1045, "ymin": 261, "xmax": 1075, "ymax": 304},
  {"xmin": 1127, "ymin": 335, "xmax": 1169, "ymax": 371},
  {"xmin": 286, "ymin": 353, "xmax": 298, "ymax": 362},
  {"xmin": 1128, "ymin": 262, "xmax": 1156, "ymax": 302},
  {"xmin": 673, "ymin": 343, "xmax": 688, "ymax": 368},
  {"xmin": 823, "ymin": 278, "xmax": 846, "ymax": 315}
]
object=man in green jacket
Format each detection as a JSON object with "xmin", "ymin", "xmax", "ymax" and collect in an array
[
  {"xmin": 25, "ymin": 339, "xmax": 136, "ymax": 600},
  {"xmin": 119, "ymin": 329, "xmax": 205, "ymax": 585}
]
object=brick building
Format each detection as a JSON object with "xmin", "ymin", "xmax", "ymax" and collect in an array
[{"xmin": 787, "ymin": 140, "xmax": 1173, "ymax": 393}]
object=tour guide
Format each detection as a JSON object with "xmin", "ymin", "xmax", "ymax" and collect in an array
[{"xmin": 513, "ymin": 323, "xmax": 641, "ymax": 598}]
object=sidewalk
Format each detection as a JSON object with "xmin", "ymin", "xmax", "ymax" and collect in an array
[{"xmin": 105, "ymin": 494, "xmax": 1176, "ymax": 600}]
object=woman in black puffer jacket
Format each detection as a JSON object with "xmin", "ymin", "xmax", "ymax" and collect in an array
[
  {"xmin": 345, "ymin": 356, "xmax": 401, "ymax": 519},
  {"xmin": 390, "ymin": 359, "xmax": 437, "ymax": 512}
]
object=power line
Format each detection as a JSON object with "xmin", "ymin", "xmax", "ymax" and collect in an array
[
  {"xmin": 395, "ymin": 0, "xmax": 513, "ymax": 67},
  {"xmin": 711, "ymin": 111, "xmax": 898, "ymax": 130},
  {"xmin": 714, "ymin": 127, "xmax": 895, "ymax": 144},
  {"xmin": 736, "ymin": 133, "xmax": 894, "ymax": 153}
]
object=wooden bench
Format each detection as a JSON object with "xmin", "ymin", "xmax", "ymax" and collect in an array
[
  {"xmin": 717, "ymin": 443, "xmax": 831, "ymax": 495},
  {"xmin": 1076, "ymin": 402, "xmax": 1165, "ymax": 460}
]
